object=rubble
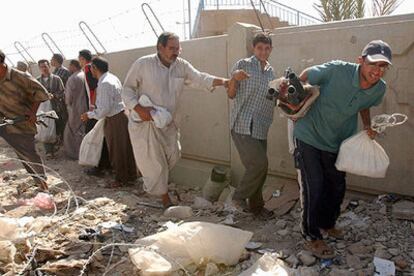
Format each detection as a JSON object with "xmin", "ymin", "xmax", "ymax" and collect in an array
[
  {"xmin": 0, "ymin": 141, "xmax": 413, "ymax": 275},
  {"xmin": 392, "ymin": 200, "xmax": 414, "ymax": 220}
]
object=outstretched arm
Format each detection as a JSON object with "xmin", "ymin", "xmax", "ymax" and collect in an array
[{"xmin": 227, "ymin": 70, "xmax": 249, "ymax": 99}]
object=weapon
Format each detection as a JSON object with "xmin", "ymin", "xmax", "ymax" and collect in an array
[
  {"xmin": 0, "ymin": 111, "xmax": 59, "ymax": 127},
  {"xmin": 267, "ymin": 68, "xmax": 312, "ymax": 115}
]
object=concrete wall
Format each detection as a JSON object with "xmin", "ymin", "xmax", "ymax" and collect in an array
[
  {"xmin": 194, "ymin": 9, "xmax": 289, "ymax": 38},
  {"xmin": 196, "ymin": 13, "xmax": 413, "ymax": 196},
  {"xmin": 33, "ymin": 13, "xmax": 413, "ymax": 196},
  {"xmin": 266, "ymin": 15, "xmax": 414, "ymax": 195}
]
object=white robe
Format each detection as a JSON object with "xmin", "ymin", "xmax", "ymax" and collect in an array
[{"xmin": 122, "ymin": 54, "xmax": 216, "ymax": 195}]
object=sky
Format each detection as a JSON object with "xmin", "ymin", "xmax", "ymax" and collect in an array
[{"xmin": 2, "ymin": 0, "xmax": 413, "ymax": 65}]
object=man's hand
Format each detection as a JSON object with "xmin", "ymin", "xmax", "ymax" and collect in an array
[
  {"xmin": 80, "ymin": 113, "xmax": 89, "ymax": 122},
  {"xmin": 134, "ymin": 105, "xmax": 154, "ymax": 121},
  {"xmin": 232, "ymin": 70, "xmax": 250, "ymax": 81},
  {"xmin": 364, "ymin": 125, "xmax": 378, "ymax": 139}
]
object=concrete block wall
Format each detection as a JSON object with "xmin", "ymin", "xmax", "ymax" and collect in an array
[{"xmin": 28, "ymin": 13, "xmax": 414, "ymax": 196}]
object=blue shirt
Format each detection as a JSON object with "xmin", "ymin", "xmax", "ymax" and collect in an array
[
  {"xmin": 294, "ymin": 60, "xmax": 386, "ymax": 153},
  {"xmin": 230, "ymin": 56, "xmax": 275, "ymax": 140}
]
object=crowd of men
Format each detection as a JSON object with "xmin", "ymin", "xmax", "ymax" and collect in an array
[{"xmin": 0, "ymin": 32, "xmax": 392, "ymax": 259}]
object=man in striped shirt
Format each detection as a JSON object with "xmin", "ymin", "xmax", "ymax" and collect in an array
[
  {"xmin": 227, "ymin": 33, "xmax": 275, "ymax": 218},
  {"xmin": 0, "ymin": 50, "xmax": 50, "ymax": 190}
]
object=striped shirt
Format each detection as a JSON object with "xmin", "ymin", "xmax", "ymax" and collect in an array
[
  {"xmin": 230, "ymin": 56, "xmax": 275, "ymax": 140},
  {"xmin": 0, "ymin": 66, "xmax": 50, "ymax": 134},
  {"xmin": 87, "ymin": 72, "xmax": 125, "ymax": 120},
  {"xmin": 53, "ymin": 66, "xmax": 71, "ymax": 86}
]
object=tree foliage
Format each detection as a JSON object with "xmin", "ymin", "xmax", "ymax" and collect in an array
[{"xmin": 314, "ymin": 0, "xmax": 403, "ymax": 21}]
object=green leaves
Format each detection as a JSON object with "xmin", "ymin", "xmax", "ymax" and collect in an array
[
  {"xmin": 372, "ymin": 0, "xmax": 402, "ymax": 16},
  {"xmin": 314, "ymin": 0, "xmax": 402, "ymax": 22}
]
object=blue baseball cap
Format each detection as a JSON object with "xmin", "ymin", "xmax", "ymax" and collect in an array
[{"xmin": 362, "ymin": 40, "xmax": 392, "ymax": 65}]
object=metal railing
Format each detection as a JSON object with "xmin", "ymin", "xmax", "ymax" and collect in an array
[
  {"xmin": 200, "ymin": 0, "xmax": 322, "ymax": 26},
  {"xmin": 78, "ymin": 21, "xmax": 107, "ymax": 54}
]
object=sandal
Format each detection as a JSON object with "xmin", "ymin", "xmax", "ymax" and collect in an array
[
  {"xmin": 323, "ymin": 228, "xmax": 344, "ymax": 240},
  {"xmin": 304, "ymin": 240, "xmax": 335, "ymax": 259}
]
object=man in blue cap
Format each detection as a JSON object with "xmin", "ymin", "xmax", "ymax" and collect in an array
[{"xmin": 293, "ymin": 40, "xmax": 392, "ymax": 258}]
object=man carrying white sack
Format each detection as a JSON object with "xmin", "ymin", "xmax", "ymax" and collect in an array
[
  {"xmin": 291, "ymin": 40, "xmax": 392, "ymax": 258},
  {"xmin": 81, "ymin": 57, "xmax": 137, "ymax": 188},
  {"xmin": 122, "ymin": 31, "xmax": 229, "ymax": 208}
]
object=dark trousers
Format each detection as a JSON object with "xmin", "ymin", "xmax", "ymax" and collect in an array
[
  {"xmin": 231, "ymin": 131, "xmax": 268, "ymax": 210},
  {"xmin": 0, "ymin": 128, "xmax": 46, "ymax": 184},
  {"xmin": 295, "ymin": 139, "xmax": 346, "ymax": 240},
  {"xmin": 86, "ymin": 118, "xmax": 111, "ymax": 170},
  {"xmin": 104, "ymin": 112, "xmax": 137, "ymax": 183}
]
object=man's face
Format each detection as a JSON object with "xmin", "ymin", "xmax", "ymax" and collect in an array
[
  {"xmin": 39, "ymin": 62, "xmax": 51, "ymax": 76},
  {"xmin": 50, "ymin": 57, "xmax": 58, "ymax": 68},
  {"xmin": 158, "ymin": 38, "xmax": 180, "ymax": 66},
  {"xmin": 358, "ymin": 57, "xmax": 389, "ymax": 86},
  {"xmin": 68, "ymin": 64, "xmax": 77, "ymax": 74},
  {"xmin": 253, "ymin": 42, "xmax": 272, "ymax": 63},
  {"xmin": 90, "ymin": 64, "xmax": 98, "ymax": 79},
  {"xmin": 78, "ymin": 56, "xmax": 87, "ymax": 68}
]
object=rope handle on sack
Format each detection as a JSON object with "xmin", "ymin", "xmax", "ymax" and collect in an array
[{"xmin": 371, "ymin": 113, "xmax": 408, "ymax": 133}]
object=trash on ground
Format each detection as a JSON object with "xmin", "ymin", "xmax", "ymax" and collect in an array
[
  {"xmin": 245, "ymin": 241, "xmax": 263, "ymax": 250},
  {"xmin": 163, "ymin": 206, "xmax": 194, "ymax": 219},
  {"xmin": 129, "ymin": 221, "xmax": 253, "ymax": 274},
  {"xmin": 17, "ymin": 192, "xmax": 55, "ymax": 210},
  {"xmin": 238, "ymin": 253, "xmax": 292, "ymax": 276},
  {"xmin": 373, "ymin": 256, "xmax": 395, "ymax": 276}
]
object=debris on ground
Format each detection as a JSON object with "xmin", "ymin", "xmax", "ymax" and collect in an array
[{"xmin": 0, "ymin": 140, "xmax": 413, "ymax": 275}]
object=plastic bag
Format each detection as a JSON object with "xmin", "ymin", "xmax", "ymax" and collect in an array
[
  {"xmin": 238, "ymin": 253, "xmax": 293, "ymax": 276},
  {"xmin": 35, "ymin": 100, "xmax": 56, "ymax": 143},
  {"xmin": 129, "ymin": 222, "xmax": 253, "ymax": 275},
  {"xmin": 130, "ymin": 94, "xmax": 172, "ymax": 128},
  {"xmin": 78, "ymin": 119, "xmax": 105, "ymax": 166},
  {"xmin": 17, "ymin": 192, "xmax": 55, "ymax": 210},
  {"xmin": 335, "ymin": 131, "xmax": 389, "ymax": 178}
]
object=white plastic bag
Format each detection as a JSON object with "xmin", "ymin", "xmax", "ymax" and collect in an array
[
  {"xmin": 35, "ymin": 100, "xmax": 56, "ymax": 143},
  {"xmin": 238, "ymin": 253, "xmax": 293, "ymax": 276},
  {"xmin": 129, "ymin": 221, "xmax": 253, "ymax": 275},
  {"xmin": 78, "ymin": 119, "xmax": 105, "ymax": 166},
  {"xmin": 335, "ymin": 131, "xmax": 389, "ymax": 178},
  {"xmin": 131, "ymin": 94, "xmax": 172, "ymax": 128}
]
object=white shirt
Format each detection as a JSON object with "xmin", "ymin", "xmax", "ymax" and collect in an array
[
  {"xmin": 122, "ymin": 54, "xmax": 216, "ymax": 121},
  {"xmin": 87, "ymin": 72, "xmax": 125, "ymax": 120}
]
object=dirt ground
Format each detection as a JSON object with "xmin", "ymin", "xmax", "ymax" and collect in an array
[{"xmin": 0, "ymin": 139, "xmax": 413, "ymax": 276}]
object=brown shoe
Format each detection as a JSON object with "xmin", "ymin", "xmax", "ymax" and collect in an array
[
  {"xmin": 323, "ymin": 228, "xmax": 344, "ymax": 240},
  {"xmin": 304, "ymin": 240, "xmax": 335, "ymax": 259}
]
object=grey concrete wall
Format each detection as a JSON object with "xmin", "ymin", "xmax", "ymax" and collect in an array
[
  {"xmin": 266, "ymin": 14, "xmax": 414, "ymax": 195},
  {"xmin": 34, "ymin": 13, "xmax": 413, "ymax": 196},
  {"xmin": 194, "ymin": 9, "xmax": 289, "ymax": 38}
]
